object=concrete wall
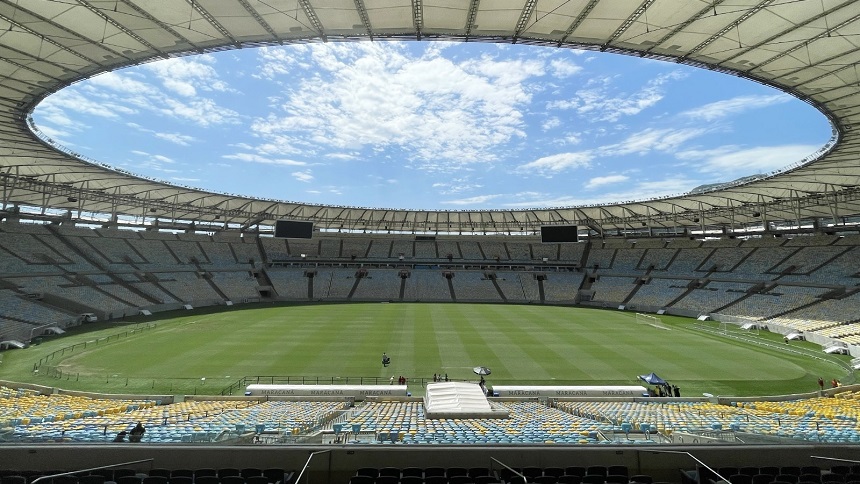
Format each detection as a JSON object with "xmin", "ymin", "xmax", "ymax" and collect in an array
[{"xmin": 1, "ymin": 444, "xmax": 858, "ymax": 484}]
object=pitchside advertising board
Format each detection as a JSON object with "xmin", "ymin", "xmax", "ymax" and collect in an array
[
  {"xmin": 274, "ymin": 220, "xmax": 313, "ymax": 239},
  {"xmin": 491, "ymin": 385, "xmax": 648, "ymax": 397},
  {"xmin": 540, "ymin": 225, "xmax": 578, "ymax": 243},
  {"xmin": 245, "ymin": 384, "xmax": 409, "ymax": 400}
]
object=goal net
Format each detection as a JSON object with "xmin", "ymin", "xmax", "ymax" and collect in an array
[{"xmin": 635, "ymin": 313, "xmax": 669, "ymax": 330}]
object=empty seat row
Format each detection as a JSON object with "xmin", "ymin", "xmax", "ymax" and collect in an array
[
  {"xmin": 0, "ymin": 469, "xmax": 290, "ymax": 484},
  {"xmin": 717, "ymin": 467, "xmax": 860, "ymax": 478},
  {"xmin": 354, "ymin": 467, "xmax": 630, "ymax": 480},
  {"xmin": 348, "ymin": 467, "xmax": 653, "ymax": 484},
  {"xmin": 348, "ymin": 476, "xmax": 655, "ymax": 484}
]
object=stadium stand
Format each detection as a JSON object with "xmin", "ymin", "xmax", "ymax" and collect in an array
[
  {"xmin": 4, "ymin": 225, "xmax": 860, "ymax": 357},
  {"xmin": 323, "ymin": 269, "xmax": 357, "ymax": 299},
  {"xmin": 404, "ymin": 271, "xmax": 453, "ymax": 302},
  {"xmin": 350, "ymin": 270, "xmax": 401, "ymax": 301},
  {"xmin": 3, "ymin": 0, "xmax": 860, "ymax": 481}
]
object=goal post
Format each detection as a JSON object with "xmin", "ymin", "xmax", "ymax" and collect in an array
[
  {"xmin": 635, "ymin": 313, "xmax": 669, "ymax": 330},
  {"xmin": 635, "ymin": 313, "xmax": 660, "ymax": 325}
]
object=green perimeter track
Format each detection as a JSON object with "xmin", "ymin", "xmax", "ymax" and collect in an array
[{"xmin": 0, "ymin": 303, "xmax": 850, "ymax": 397}]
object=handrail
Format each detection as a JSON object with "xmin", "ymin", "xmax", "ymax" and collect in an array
[
  {"xmin": 294, "ymin": 449, "xmax": 331, "ymax": 484},
  {"xmin": 646, "ymin": 450, "xmax": 729, "ymax": 483},
  {"xmin": 811, "ymin": 456, "xmax": 860, "ymax": 464},
  {"xmin": 30, "ymin": 458, "xmax": 155, "ymax": 484},
  {"xmin": 490, "ymin": 457, "xmax": 528, "ymax": 484}
]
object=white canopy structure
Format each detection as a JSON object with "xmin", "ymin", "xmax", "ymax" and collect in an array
[
  {"xmin": 424, "ymin": 382, "xmax": 508, "ymax": 419},
  {"xmin": 1, "ymin": 1, "xmax": 859, "ymax": 235}
]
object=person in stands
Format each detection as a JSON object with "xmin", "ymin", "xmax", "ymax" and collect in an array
[{"xmin": 129, "ymin": 421, "xmax": 145, "ymax": 442}]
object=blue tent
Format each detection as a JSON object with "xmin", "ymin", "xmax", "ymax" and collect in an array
[{"xmin": 638, "ymin": 372, "xmax": 667, "ymax": 386}]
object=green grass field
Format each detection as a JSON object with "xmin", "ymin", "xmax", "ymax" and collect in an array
[{"xmin": 0, "ymin": 303, "xmax": 851, "ymax": 397}]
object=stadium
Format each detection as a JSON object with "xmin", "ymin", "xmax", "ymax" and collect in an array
[{"xmin": 3, "ymin": 0, "xmax": 860, "ymax": 483}]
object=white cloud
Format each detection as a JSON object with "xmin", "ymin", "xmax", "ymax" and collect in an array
[
  {"xmin": 693, "ymin": 144, "xmax": 820, "ymax": 174},
  {"xmin": 516, "ymin": 152, "xmax": 593, "ymax": 175},
  {"xmin": 549, "ymin": 58, "xmax": 583, "ymax": 78},
  {"xmin": 499, "ymin": 176, "xmax": 700, "ymax": 207},
  {"xmin": 159, "ymin": 97, "xmax": 240, "ymax": 127},
  {"xmin": 255, "ymin": 46, "xmax": 309, "ymax": 80},
  {"xmin": 292, "ymin": 170, "xmax": 314, "ymax": 182},
  {"xmin": 548, "ymin": 70, "xmax": 687, "ymax": 122},
  {"xmin": 675, "ymin": 146, "xmax": 739, "ymax": 161},
  {"xmin": 326, "ymin": 152, "xmax": 358, "ymax": 161},
  {"xmin": 154, "ymin": 132, "xmax": 196, "ymax": 146},
  {"xmin": 42, "ymin": 68, "xmax": 239, "ymax": 129},
  {"xmin": 585, "ymin": 174, "xmax": 629, "ymax": 189},
  {"xmin": 144, "ymin": 56, "xmax": 231, "ymax": 97},
  {"xmin": 601, "ymin": 127, "xmax": 709, "ymax": 156},
  {"xmin": 39, "ymin": 89, "xmax": 136, "ymax": 121},
  {"xmin": 36, "ymin": 125, "xmax": 73, "ymax": 142},
  {"xmin": 682, "ymin": 94, "xmax": 792, "ymax": 121},
  {"xmin": 439, "ymin": 194, "xmax": 502, "ymax": 205},
  {"xmin": 542, "ymin": 117, "xmax": 561, "ymax": 131},
  {"xmin": 89, "ymin": 71, "xmax": 156, "ymax": 96},
  {"xmin": 249, "ymin": 42, "xmax": 544, "ymax": 169},
  {"xmin": 128, "ymin": 151, "xmax": 179, "ymax": 174},
  {"xmin": 432, "ymin": 178, "xmax": 484, "ymax": 195},
  {"xmin": 223, "ymin": 153, "xmax": 308, "ymax": 166}
]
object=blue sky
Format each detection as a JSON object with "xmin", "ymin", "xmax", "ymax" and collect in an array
[{"xmin": 33, "ymin": 42, "xmax": 832, "ymax": 210}]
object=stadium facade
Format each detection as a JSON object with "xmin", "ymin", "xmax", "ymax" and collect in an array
[{"xmin": 3, "ymin": 1, "xmax": 860, "ymax": 482}]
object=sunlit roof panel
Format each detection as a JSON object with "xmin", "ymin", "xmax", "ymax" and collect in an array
[
  {"xmin": 312, "ymin": 0, "xmax": 367, "ymax": 33},
  {"xmin": 515, "ymin": 0, "xmax": 583, "ymax": 39},
  {"xmin": 422, "ymin": 0, "xmax": 469, "ymax": 32},
  {"xmin": 362, "ymin": 0, "xmax": 414, "ymax": 32}
]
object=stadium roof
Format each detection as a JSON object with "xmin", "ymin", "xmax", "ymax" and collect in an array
[{"xmin": 1, "ymin": 0, "xmax": 860, "ymax": 235}]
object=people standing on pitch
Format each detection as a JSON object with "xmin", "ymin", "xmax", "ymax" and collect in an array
[{"xmin": 382, "ymin": 352, "xmax": 390, "ymax": 367}]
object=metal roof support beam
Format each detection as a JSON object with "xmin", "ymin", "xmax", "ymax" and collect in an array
[
  {"xmin": 0, "ymin": 12, "xmax": 102, "ymax": 67},
  {"xmin": 8, "ymin": 2, "xmax": 130, "ymax": 61},
  {"xmin": 719, "ymin": 0, "xmax": 853, "ymax": 67},
  {"xmin": 775, "ymin": 49, "xmax": 855, "ymax": 89},
  {"xmin": 411, "ymin": 0, "xmax": 423, "ymax": 40},
  {"xmin": 557, "ymin": 0, "xmax": 598, "ymax": 47},
  {"xmin": 0, "ymin": 40, "xmax": 73, "ymax": 77},
  {"xmin": 116, "ymin": 0, "xmax": 200, "ymax": 53},
  {"xmin": 75, "ymin": 0, "xmax": 165, "ymax": 57},
  {"xmin": 298, "ymin": 0, "xmax": 327, "ymax": 41},
  {"xmin": 602, "ymin": 0, "xmax": 654, "ymax": 50},
  {"xmin": 826, "ymin": 184, "xmax": 839, "ymax": 225},
  {"xmin": 353, "ymin": 0, "xmax": 374, "ymax": 40},
  {"xmin": 792, "ymin": 190, "xmax": 803, "ymax": 229},
  {"xmin": 645, "ymin": 0, "xmax": 728, "ymax": 54},
  {"xmin": 186, "ymin": 0, "xmax": 241, "ymax": 48},
  {"xmin": 236, "ymin": 0, "xmax": 281, "ymax": 43},
  {"xmin": 465, "ymin": 0, "xmax": 480, "ymax": 39},
  {"xmin": 513, "ymin": 0, "xmax": 538, "ymax": 42},
  {"xmin": 748, "ymin": 10, "xmax": 860, "ymax": 74},
  {"xmin": 679, "ymin": 0, "xmax": 775, "ymax": 62}
]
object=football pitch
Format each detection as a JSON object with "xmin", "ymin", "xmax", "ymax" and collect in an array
[{"xmin": 0, "ymin": 303, "xmax": 850, "ymax": 397}]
